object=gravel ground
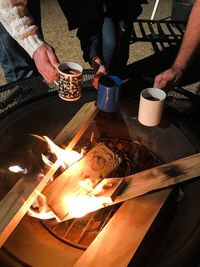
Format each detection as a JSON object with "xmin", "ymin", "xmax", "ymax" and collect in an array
[{"xmin": 1, "ymin": 0, "xmax": 199, "ymax": 95}]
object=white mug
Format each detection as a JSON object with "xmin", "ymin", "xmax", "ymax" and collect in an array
[{"xmin": 138, "ymin": 88, "xmax": 166, "ymax": 126}]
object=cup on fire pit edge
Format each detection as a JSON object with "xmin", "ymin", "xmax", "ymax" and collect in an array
[
  {"xmin": 56, "ymin": 62, "xmax": 83, "ymax": 101},
  {"xmin": 138, "ymin": 87, "xmax": 166, "ymax": 127},
  {"xmin": 97, "ymin": 75, "xmax": 122, "ymax": 112}
]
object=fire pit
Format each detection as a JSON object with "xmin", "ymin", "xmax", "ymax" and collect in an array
[
  {"xmin": 40, "ymin": 136, "xmax": 162, "ymax": 250},
  {"xmin": 0, "ymin": 74, "xmax": 199, "ymax": 267}
]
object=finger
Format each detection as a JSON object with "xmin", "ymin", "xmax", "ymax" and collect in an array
[{"xmin": 47, "ymin": 48, "xmax": 60, "ymax": 68}]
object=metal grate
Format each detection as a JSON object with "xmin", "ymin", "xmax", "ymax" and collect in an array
[
  {"xmin": 131, "ymin": 19, "xmax": 186, "ymax": 44},
  {"xmin": 0, "ymin": 70, "xmax": 95, "ymax": 118},
  {"xmin": 40, "ymin": 136, "xmax": 162, "ymax": 250},
  {"xmin": 131, "ymin": 19, "xmax": 186, "ymax": 53}
]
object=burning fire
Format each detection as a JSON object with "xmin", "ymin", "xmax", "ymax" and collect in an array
[
  {"xmin": 9, "ymin": 135, "xmax": 114, "ymax": 220},
  {"xmin": 27, "ymin": 192, "xmax": 59, "ymax": 221},
  {"xmin": 42, "ymin": 136, "xmax": 83, "ymax": 168},
  {"xmin": 65, "ymin": 195, "xmax": 112, "ymax": 218},
  {"xmin": 62, "ymin": 178, "xmax": 113, "ymax": 218}
]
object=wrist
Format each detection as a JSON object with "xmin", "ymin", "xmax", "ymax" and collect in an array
[
  {"xmin": 171, "ymin": 63, "xmax": 186, "ymax": 74},
  {"xmin": 91, "ymin": 56, "xmax": 104, "ymax": 72}
]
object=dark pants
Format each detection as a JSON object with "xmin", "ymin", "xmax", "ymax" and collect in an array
[{"xmin": 0, "ymin": 0, "xmax": 41, "ymax": 83}]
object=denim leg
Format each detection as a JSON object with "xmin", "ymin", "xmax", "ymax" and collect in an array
[
  {"xmin": 0, "ymin": 0, "xmax": 41, "ymax": 83},
  {"xmin": 102, "ymin": 17, "xmax": 131, "ymax": 75},
  {"xmin": 102, "ymin": 17, "xmax": 117, "ymax": 70},
  {"xmin": 0, "ymin": 24, "xmax": 38, "ymax": 83}
]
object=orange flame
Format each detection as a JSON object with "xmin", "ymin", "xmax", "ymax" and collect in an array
[
  {"xmin": 27, "ymin": 192, "xmax": 60, "ymax": 221},
  {"xmin": 64, "ymin": 195, "xmax": 112, "ymax": 218},
  {"xmin": 27, "ymin": 135, "xmax": 114, "ymax": 220},
  {"xmin": 62, "ymin": 178, "xmax": 113, "ymax": 218},
  {"xmin": 43, "ymin": 136, "xmax": 83, "ymax": 168}
]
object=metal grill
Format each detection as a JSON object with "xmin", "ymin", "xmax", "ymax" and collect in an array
[
  {"xmin": 0, "ymin": 70, "xmax": 94, "ymax": 118},
  {"xmin": 40, "ymin": 136, "xmax": 162, "ymax": 250},
  {"xmin": 0, "ymin": 69, "xmax": 197, "ymax": 119}
]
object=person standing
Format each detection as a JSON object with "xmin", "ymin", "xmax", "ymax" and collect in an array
[
  {"xmin": 58, "ymin": 0, "xmax": 146, "ymax": 88},
  {"xmin": 0, "ymin": 0, "xmax": 146, "ymax": 87}
]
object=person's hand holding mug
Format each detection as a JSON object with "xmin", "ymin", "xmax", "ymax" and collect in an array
[
  {"xmin": 91, "ymin": 56, "xmax": 107, "ymax": 90},
  {"xmin": 33, "ymin": 43, "xmax": 60, "ymax": 83},
  {"xmin": 153, "ymin": 64, "xmax": 185, "ymax": 91}
]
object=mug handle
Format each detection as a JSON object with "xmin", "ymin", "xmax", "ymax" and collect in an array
[{"xmin": 53, "ymin": 81, "xmax": 59, "ymax": 86}]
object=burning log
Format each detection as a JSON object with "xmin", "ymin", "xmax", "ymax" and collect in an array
[
  {"xmin": 42, "ymin": 144, "xmax": 122, "ymax": 221},
  {"xmin": 74, "ymin": 153, "xmax": 200, "ymax": 267},
  {"xmin": 44, "ymin": 152, "xmax": 200, "ymax": 222},
  {"xmin": 0, "ymin": 101, "xmax": 99, "ymax": 247}
]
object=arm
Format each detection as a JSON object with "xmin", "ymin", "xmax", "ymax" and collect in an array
[
  {"xmin": 0, "ymin": 0, "xmax": 59, "ymax": 82},
  {"xmin": 154, "ymin": 0, "xmax": 200, "ymax": 90}
]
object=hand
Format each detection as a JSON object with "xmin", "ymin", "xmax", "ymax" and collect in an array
[
  {"xmin": 153, "ymin": 65, "xmax": 185, "ymax": 90},
  {"xmin": 33, "ymin": 44, "xmax": 60, "ymax": 83},
  {"xmin": 92, "ymin": 65, "xmax": 107, "ymax": 90}
]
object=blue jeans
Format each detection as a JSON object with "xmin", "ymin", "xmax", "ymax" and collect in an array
[
  {"xmin": 102, "ymin": 17, "xmax": 132, "ymax": 73},
  {"xmin": 0, "ymin": 0, "xmax": 41, "ymax": 83}
]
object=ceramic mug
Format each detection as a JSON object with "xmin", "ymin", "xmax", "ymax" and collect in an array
[
  {"xmin": 138, "ymin": 87, "xmax": 166, "ymax": 126},
  {"xmin": 97, "ymin": 75, "xmax": 122, "ymax": 112},
  {"xmin": 56, "ymin": 62, "xmax": 83, "ymax": 101}
]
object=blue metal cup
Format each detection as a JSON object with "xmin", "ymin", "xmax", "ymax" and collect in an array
[{"xmin": 97, "ymin": 75, "xmax": 122, "ymax": 112}]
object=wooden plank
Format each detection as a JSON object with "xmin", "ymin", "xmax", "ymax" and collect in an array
[
  {"xmin": 42, "ymin": 144, "xmax": 122, "ymax": 221},
  {"xmin": 0, "ymin": 101, "xmax": 99, "ymax": 247},
  {"xmin": 113, "ymin": 152, "xmax": 200, "ymax": 204},
  {"xmin": 54, "ymin": 101, "xmax": 99, "ymax": 149},
  {"xmin": 74, "ymin": 189, "xmax": 171, "ymax": 267},
  {"xmin": 52, "ymin": 152, "xmax": 200, "ymax": 221}
]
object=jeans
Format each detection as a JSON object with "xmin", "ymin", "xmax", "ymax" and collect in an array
[
  {"xmin": 0, "ymin": 0, "xmax": 41, "ymax": 83},
  {"xmin": 102, "ymin": 17, "xmax": 132, "ymax": 73}
]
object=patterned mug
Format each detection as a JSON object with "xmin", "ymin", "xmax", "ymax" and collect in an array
[{"xmin": 56, "ymin": 62, "xmax": 83, "ymax": 101}]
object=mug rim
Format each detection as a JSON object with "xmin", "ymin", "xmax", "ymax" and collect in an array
[
  {"xmin": 98, "ymin": 74, "xmax": 122, "ymax": 88},
  {"xmin": 141, "ymin": 87, "xmax": 166, "ymax": 101},
  {"xmin": 57, "ymin": 61, "xmax": 83, "ymax": 77}
]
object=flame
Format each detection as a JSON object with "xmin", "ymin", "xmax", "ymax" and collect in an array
[
  {"xmin": 62, "ymin": 178, "xmax": 113, "ymax": 218},
  {"xmin": 64, "ymin": 195, "xmax": 112, "ymax": 218},
  {"xmin": 27, "ymin": 208, "xmax": 56, "ymax": 220},
  {"xmin": 43, "ymin": 136, "xmax": 83, "ymax": 168},
  {"xmin": 9, "ymin": 165, "xmax": 28, "ymax": 174},
  {"xmin": 79, "ymin": 178, "xmax": 94, "ymax": 191},
  {"xmin": 28, "ymin": 135, "xmax": 115, "ymax": 220},
  {"xmin": 27, "ymin": 192, "xmax": 60, "ymax": 221}
]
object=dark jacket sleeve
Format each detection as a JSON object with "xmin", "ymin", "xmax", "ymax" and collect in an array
[{"xmin": 57, "ymin": 0, "xmax": 104, "ymax": 63}]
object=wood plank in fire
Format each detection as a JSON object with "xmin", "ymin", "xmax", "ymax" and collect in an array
[
  {"xmin": 42, "ymin": 144, "xmax": 122, "ymax": 221},
  {"xmin": 0, "ymin": 101, "xmax": 99, "ymax": 247},
  {"xmin": 54, "ymin": 152, "xmax": 200, "ymax": 221}
]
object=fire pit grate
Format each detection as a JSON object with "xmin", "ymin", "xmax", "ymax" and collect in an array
[
  {"xmin": 0, "ymin": 71, "xmax": 197, "ymax": 119},
  {"xmin": 40, "ymin": 136, "xmax": 162, "ymax": 250},
  {"xmin": 0, "ymin": 70, "xmax": 94, "ymax": 118}
]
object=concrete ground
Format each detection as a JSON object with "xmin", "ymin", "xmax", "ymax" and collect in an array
[{"xmin": 0, "ymin": 0, "xmax": 199, "ymax": 95}]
